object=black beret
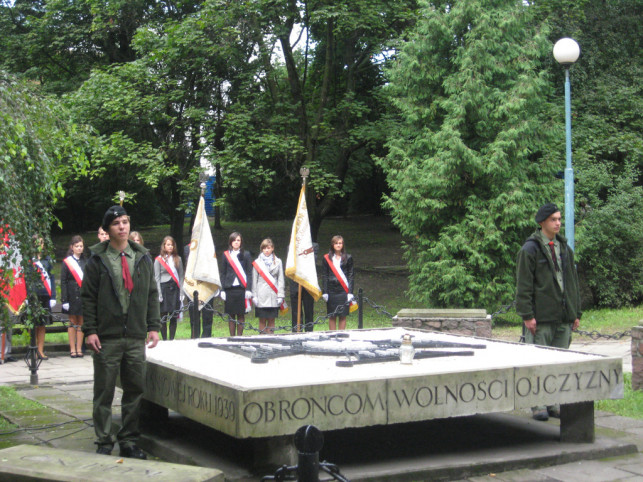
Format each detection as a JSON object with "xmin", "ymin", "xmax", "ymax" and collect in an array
[
  {"xmin": 535, "ymin": 203, "xmax": 560, "ymax": 224},
  {"xmin": 102, "ymin": 205, "xmax": 128, "ymax": 231}
]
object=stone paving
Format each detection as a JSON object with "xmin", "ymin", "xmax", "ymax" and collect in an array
[{"xmin": 0, "ymin": 338, "xmax": 641, "ymax": 481}]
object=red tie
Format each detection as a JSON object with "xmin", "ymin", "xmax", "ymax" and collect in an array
[
  {"xmin": 121, "ymin": 252, "xmax": 133, "ymax": 293},
  {"xmin": 548, "ymin": 242, "xmax": 560, "ymax": 272}
]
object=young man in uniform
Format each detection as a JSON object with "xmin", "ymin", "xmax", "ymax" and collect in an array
[
  {"xmin": 82, "ymin": 205, "xmax": 160, "ymax": 458},
  {"xmin": 516, "ymin": 203, "xmax": 581, "ymax": 421}
]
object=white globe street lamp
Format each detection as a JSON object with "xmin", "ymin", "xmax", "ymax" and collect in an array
[{"xmin": 553, "ymin": 37, "xmax": 580, "ymax": 251}]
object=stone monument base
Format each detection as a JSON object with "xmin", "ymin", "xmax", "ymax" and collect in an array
[
  {"xmin": 141, "ymin": 328, "xmax": 622, "ymax": 468},
  {"xmin": 393, "ymin": 309, "xmax": 492, "ymax": 337}
]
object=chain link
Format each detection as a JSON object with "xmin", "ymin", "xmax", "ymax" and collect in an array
[
  {"xmin": 362, "ymin": 296, "xmax": 395, "ymax": 319},
  {"xmin": 165, "ymin": 296, "xmax": 359, "ymax": 335},
  {"xmin": 489, "ymin": 301, "xmax": 632, "ymax": 340},
  {"xmin": 572, "ymin": 329, "xmax": 631, "ymax": 340}
]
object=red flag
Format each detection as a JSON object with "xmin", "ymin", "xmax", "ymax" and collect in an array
[{"xmin": 0, "ymin": 224, "xmax": 27, "ymax": 314}]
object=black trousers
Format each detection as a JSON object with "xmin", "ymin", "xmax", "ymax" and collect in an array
[
  {"xmin": 290, "ymin": 288, "xmax": 314, "ymax": 332},
  {"xmin": 201, "ymin": 299, "xmax": 214, "ymax": 338}
]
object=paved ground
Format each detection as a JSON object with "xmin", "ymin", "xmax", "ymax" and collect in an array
[{"xmin": 0, "ymin": 338, "xmax": 641, "ymax": 481}]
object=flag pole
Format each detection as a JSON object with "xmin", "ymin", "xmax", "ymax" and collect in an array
[{"xmin": 296, "ymin": 167, "xmax": 310, "ymax": 333}]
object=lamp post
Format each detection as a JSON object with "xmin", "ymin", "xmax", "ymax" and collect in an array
[{"xmin": 553, "ymin": 37, "xmax": 580, "ymax": 251}]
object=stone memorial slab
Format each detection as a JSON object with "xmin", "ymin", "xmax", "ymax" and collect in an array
[
  {"xmin": 0, "ymin": 444, "xmax": 224, "ymax": 481},
  {"xmin": 143, "ymin": 328, "xmax": 623, "ymax": 444}
]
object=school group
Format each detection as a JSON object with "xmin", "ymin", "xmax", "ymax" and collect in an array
[{"xmin": 29, "ymin": 216, "xmax": 356, "ymax": 360}]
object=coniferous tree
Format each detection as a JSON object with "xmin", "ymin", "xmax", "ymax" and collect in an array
[{"xmin": 380, "ymin": 0, "xmax": 556, "ymax": 308}]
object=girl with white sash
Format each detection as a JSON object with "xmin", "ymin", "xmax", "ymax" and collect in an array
[
  {"xmin": 154, "ymin": 236, "xmax": 184, "ymax": 341},
  {"xmin": 221, "ymin": 232, "xmax": 253, "ymax": 336},
  {"xmin": 321, "ymin": 235, "xmax": 355, "ymax": 331},
  {"xmin": 61, "ymin": 235, "xmax": 87, "ymax": 357},
  {"xmin": 251, "ymin": 238, "xmax": 285, "ymax": 335},
  {"xmin": 30, "ymin": 236, "xmax": 56, "ymax": 360}
]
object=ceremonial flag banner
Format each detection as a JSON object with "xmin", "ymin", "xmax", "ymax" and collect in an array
[
  {"xmin": 0, "ymin": 225, "xmax": 26, "ymax": 314},
  {"xmin": 183, "ymin": 196, "xmax": 221, "ymax": 308},
  {"xmin": 285, "ymin": 186, "xmax": 322, "ymax": 301}
]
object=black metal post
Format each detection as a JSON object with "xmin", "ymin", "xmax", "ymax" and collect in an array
[
  {"xmin": 358, "ymin": 288, "xmax": 364, "ymax": 329},
  {"xmin": 295, "ymin": 425, "xmax": 323, "ymax": 482},
  {"xmin": 191, "ymin": 290, "xmax": 200, "ymax": 339},
  {"xmin": 26, "ymin": 326, "xmax": 40, "ymax": 385}
]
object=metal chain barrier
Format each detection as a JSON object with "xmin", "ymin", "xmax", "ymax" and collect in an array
[
  {"xmin": 160, "ymin": 289, "xmax": 397, "ymax": 336},
  {"xmin": 572, "ymin": 329, "xmax": 631, "ymax": 340},
  {"xmin": 362, "ymin": 296, "xmax": 395, "ymax": 319},
  {"xmin": 489, "ymin": 301, "xmax": 632, "ymax": 340}
]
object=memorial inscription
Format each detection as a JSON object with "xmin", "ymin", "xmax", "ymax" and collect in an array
[{"xmin": 143, "ymin": 328, "xmax": 623, "ymax": 439}]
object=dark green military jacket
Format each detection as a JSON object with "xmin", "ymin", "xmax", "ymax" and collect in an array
[
  {"xmin": 81, "ymin": 240, "xmax": 160, "ymax": 339},
  {"xmin": 515, "ymin": 229, "xmax": 582, "ymax": 323}
]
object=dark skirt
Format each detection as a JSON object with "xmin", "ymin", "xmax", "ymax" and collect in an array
[
  {"xmin": 224, "ymin": 286, "xmax": 246, "ymax": 316},
  {"xmin": 63, "ymin": 290, "xmax": 83, "ymax": 316},
  {"xmin": 327, "ymin": 292, "xmax": 349, "ymax": 317},
  {"xmin": 160, "ymin": 280, "xmax": 181, "ymax": 314},
  {"xmin": 255, "ymin": 307, "xmax": 279, "ymax": 318}
]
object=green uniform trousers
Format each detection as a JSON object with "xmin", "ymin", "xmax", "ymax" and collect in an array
[
  {"xmin": 525, "ymin": 322, "xmax": 572, "ymax": 411},
  {"xmin": 92, "ymin": 337, "xmax": 146, "ymax": 450},
  {"xmin": 525, "ymin": 321, "xmax": 572, "ymax": 349}
]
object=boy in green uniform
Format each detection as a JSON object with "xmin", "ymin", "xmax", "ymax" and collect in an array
[
  {"xmin": 82, "ymin": 205, "xmax": 160, "ymax": 458},
  {"xmin": 516, "ymin": 203, "xmax": 581, "ymax": 421}
]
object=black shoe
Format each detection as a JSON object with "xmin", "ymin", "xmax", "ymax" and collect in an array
[
  {"xmin": 532, "ymin": 408, "xmax": 549, "ymax": 421},
  {"xmin": 547, "ymin": 405, "xmax": 561, "ymax": 418},
  {"xmin": 96, "ymin": 446, "xmax": 112, "ymax": 455},
  {"xmin": 4, "ymin": 356, "xmax": 16, "ymax": 362},
  {"xmin": 119, "ymin": 445, "xmax": 147, "ymax": 459}
]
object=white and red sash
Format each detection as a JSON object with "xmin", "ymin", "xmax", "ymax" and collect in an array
[
  {"xmin": 252, "ymin": 260, "xmax": 288, "ymax": 313},
  {"xmin": 324, "ymin": 254, "xmax": 357, "ymax": 313},
  {"xmin": 63, "ymin": 256, "xmax": 84, "ymax": 287},
  {"xmin": 155, "ymin": 255, "xmax": 180, "ymax": 288},
  {"xmin": 224, "ymin": 250, "xmax": 251, "ymax": 309},
  {"xmin": 34, "ymin": 260, "xmax": 52, "ymax": 297}
]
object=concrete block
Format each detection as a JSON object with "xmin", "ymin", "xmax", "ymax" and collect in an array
[
  {"xmin": 514, "ymin": 359, "xmax": 623, "ymax": 409},
  {"xmin": 396, "ymin": 309, "xmax": 488, "ymax": 319},
  {"xmin": 0, "ymin": 444, "xmax": 224, "ymax": 481},
  {"xmin": 560, "ymin": 401, "xmax": 595, "ymax": 443}
]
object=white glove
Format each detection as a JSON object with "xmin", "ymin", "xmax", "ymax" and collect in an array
[
  {"xmin": 322, "ymin": 294, "xmax": 329, "ymax": 302},
  {"xmin": 245, "ymin": 290, "xmax": 253, "ymax": 299},
  {"xmin": 49, "ymin": 299, "xmax": 56, "ymax": 309},
  {"xmin": 252, "ymin": 297, "xmax": 258, "ymax": 306},
  {"xmin": 277, "ymin": 297, "xmax": 284, "ymax": 305},
  {"xmin": 159, "ymin": 294, "xmax": 163, "ymax": 303},
  {"xmin": 347, "ymin": 293, "xmax": 354, "ymax": 302},
  {"xmin": 62, "ymin": 303, "xmax": 70, "ymax": 311},
  {"xmin": 220, "ymin": 291, "xmax": 226, "ymax": 301}
]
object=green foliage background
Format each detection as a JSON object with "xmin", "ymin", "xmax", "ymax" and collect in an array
[
  {"xmin": 0, "ymin": 0, "xmax": 640, "ymax": 309},
  {"xmin": 380, "ymin": 0, "xmax": 557, "ymax": 308}
]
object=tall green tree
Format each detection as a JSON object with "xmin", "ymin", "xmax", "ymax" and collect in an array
[
  {"xmin": 380, "ymin": 0, "xmax": 556, "ymax": 308},
  {"xmin": 67, "ymin": 0, "xmax": 261, "ymax": 246},
  {"xmin": 0, "ymin": 70, "xmax": 86, "ymax": 266},
  {"xmin": 538, "ymin": 0, "xmax": 642, "ymax": 307},
  {"xmin": 218, "ymin": 0, "xmax": 418, "ymax": 238}
]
